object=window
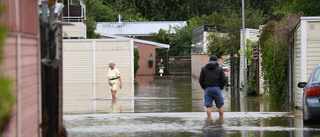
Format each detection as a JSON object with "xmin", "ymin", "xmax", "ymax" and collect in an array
[{"xmin": 312, "ymin": 68, "xmax": 320, "ymax": 82}]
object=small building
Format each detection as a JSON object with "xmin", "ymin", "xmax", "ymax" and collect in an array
[
  {"xmin": 191, "ymin": 25, "xmax": 228, "ymax": 78},
  {"xmin": 62, "ymin": 0, "xmax": 87, "ymax": 38},
  {"xmin": 293, "ymin": 17, "xmax": 320, "ymax": 108},
  {"xmin": 95, "ymin": 20, "xmax": 186, "ymax": 76},
  {"xmin": 99, "ymin": 34, "xmax": 170, "ymax": 76},
  {"xmin": 95, "ymin": 20, "xmax": 187, "ymax": 41},
  {"xmin": 239, "ymin": 28, "xmax": 261, "ymax": 94}
]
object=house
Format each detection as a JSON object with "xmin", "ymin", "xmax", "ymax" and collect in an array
[
  {"xmin": 239, "ymin": 28, "xmax": 261, "ymax": 95},
  {"xmin": 191, "ymin": 25, "xmax": 228, "ymax": 78},
  {"xmin": 62, "ymin": 0, "xmax": 86, "ymax": 38},
  {"xmin": 95, "ymin": 20, "xmax": 186, "ymax": 76},
  {"xmin": 100, "ymin": 34, "xmax": 169, "ymax": 76},
  {"xmin": 0, "ymin": 1, "xmax": 64, "ymax": 137},
  {"xmin": 293, "ymin": 17, "xmax": 320, "ymax": 108},
  {"xmin": 95, "ymin": 20, "xmax": 187, "ymax": 41}
]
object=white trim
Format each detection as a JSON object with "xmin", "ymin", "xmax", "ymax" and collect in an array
[
  {"xmin": 92, "ymin": 41, "xmax": 96, "ymax": 99},
  {"xmin": 203, "ymin": 32, "xmax": 208, "ymax": 53},
  {"xmin": 130, "ymin": 39, "xmax": 134, "ymax": 97},
  {"xmin": 301, "ymin": 20, "xmax": 307, "ymax": 82},
  {"xmin": 301, "ymin": 16, "xmax": 320, "ymax": 20},
  {"xmin": 98, "ymin": 34, "xmax": 170, "ymax": 49},
  {"xmin": 16, "ymin": 34, "xmax": 21, "ymax": 137},
  {"xmin": 63, "ymin": 38, "xmax": 132, "ymax": 42},
  {"xmin": 130, "ymin": 39, "xmax": 135, "ymax": 112}
]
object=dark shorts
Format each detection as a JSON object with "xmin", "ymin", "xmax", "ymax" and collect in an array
[{"xmin": 204, "ymin": 86, "xmax": 224, "ymax": 108}]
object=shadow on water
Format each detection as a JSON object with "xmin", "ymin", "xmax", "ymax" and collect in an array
[{"xmin": 64, "ymin": 75, "xmax": 320, "ymax": 137}]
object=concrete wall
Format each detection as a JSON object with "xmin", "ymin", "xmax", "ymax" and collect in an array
[
  {"xmin": 294, "ymin": 17, "xmax": 320, "ymax": 107},
  {"xmin": 0, "ymin": 0, "xmax": 40, "ymax": 136},
  {"xmin": 191, "ymin": 54, "xmax": 226, "ymax": 78}
]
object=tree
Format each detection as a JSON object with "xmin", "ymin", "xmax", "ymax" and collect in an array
[
  {"xmin": 206, "ymin": 31, "xmax": 230, "ymax": 59},
  {"xmin": 86, "ymin": 16, "xmax": 100, "ymax": 38},
  {"xmin": 134, "ymin": 48, "xmax": 140, "ymax": 77},
  {"xmin": 152, "ymin": 29, "xmax": 170, "ymax": 44},
  {"xmin": 259, "ymin": 14, "xmax": 300, "ymax": 103},
  {"xmin": 168, "ymin": 26, "xmax": 193, "ymax": 56},
  {"xmin": 274, "ymin": 0, "xmax": 320, "ymax": 18}
]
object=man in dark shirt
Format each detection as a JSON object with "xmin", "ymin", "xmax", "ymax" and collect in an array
[{"xmin": 199, "ymin": 55, "xmax": 226, "ymax": 118}]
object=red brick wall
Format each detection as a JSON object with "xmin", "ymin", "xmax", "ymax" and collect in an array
[
  {"xmin": 135, "ymin": 42, "xmax": 156, "ymax": 75},
  {"xmin": 0, "ymin": 0, "xmax": 40, "ymax": 137},
  {"xmin": 101, "ymin": 36, "xmax": 157, "ymax": 75}
]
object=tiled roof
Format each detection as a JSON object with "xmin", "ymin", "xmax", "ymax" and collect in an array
[
  {"xmin": 100, "ymin": 34, "xmax": 170, "ymax": 49},
  {"xmin": 95, "ymin": 21, "xmax": 187, "ymax": 36}
]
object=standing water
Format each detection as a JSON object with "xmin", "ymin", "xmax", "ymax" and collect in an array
[{"xmin": 64, "ymin": 76, "xmax": 320, "ymax": 137}]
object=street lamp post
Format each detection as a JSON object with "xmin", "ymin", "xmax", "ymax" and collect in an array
[{"xmin": 242, "ymin": 0, "xmax": 247, "ymax": 97}]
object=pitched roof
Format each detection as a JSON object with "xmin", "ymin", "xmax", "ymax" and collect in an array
[
  {"xmin": 100, "ymin": 34, "xmax": 170, "ymax": 49},
  {"xmin": 95, "ymin": 21, "xmax": 187, "ymax": 36}
]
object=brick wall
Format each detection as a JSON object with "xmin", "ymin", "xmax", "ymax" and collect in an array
[{"xmin": 135, "ymin": 42, "xmax": 156, "ymax": 75}]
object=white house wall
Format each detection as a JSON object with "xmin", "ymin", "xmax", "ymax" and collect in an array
[
  {"xmin": 239, "ymin": 28, "xmax": 259, "ymax": 92},
  {"xmin": 306, "ymin": 21, "xmax": 320, "ymax": 75},
  {"xmin": 63, "ymin": 22, "xmax": 87, "ymax": 38},
  {"xmin": 294, "ymin": 24, "xmax": 302, "ymax": 107},
  {"xmin": 294, "ymin": 18, "xmax": 320, "ymax": 108}
]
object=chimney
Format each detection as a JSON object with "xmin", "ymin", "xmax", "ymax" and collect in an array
[{"xmin": 118, "ymin": 14, "xmax": 123, "ymax": 27}]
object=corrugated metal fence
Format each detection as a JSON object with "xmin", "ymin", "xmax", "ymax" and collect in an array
[{"xmin": 63, "ymin": 39, "xmax": 134, "ymax": 84}]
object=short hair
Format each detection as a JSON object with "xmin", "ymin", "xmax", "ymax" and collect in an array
[
  {"xmin": 210, "ymin": 55, "xmax": 217, "ymax": 61},
  {"xmin": 109, "ymin": 61, "xmax": 115, "ymax": 65}
]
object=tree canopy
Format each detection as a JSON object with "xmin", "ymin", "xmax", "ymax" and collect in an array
[{"xmin": 81, "ymin": 0, "xmax": 320, "ymax": 54}]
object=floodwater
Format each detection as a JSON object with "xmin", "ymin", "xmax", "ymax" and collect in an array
[{"xmin": 63, "ymin": 76, "xmax": 320, "ymax": 137}]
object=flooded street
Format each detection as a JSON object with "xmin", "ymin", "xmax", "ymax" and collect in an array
[{"xmin": 63, "ymin": 76, "xmax": 320, "ymax": 137}]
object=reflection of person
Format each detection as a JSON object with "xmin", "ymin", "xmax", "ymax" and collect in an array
[
  {"xmin": 110, "ymin": 98, "xmax": 122, "ymax": 113},
  {"xmin": 203, "ymin": 116, "xmax": 224, "ymax": 137},
  {"xmin": 108, "ymin": 61, "xmax": 122, "ymax": 99},
  {"xmin": 199, "ymin": 55, "xmax": 226, "ymax": 118}
]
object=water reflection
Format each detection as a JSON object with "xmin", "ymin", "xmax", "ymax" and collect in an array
[
  {"xmin": 63, "ymin": 82, "xmax": 133, "ymax": 114},
  {"xmin": 110, "ymin": 98, "xmax": 122, "ymax": 113},
  {"xmin": 63, "ymin": 75, "xmax": 291, "ymax": 114},
  {"xmin": 203, "ymin": 116, "xmax": 224, "ymax": 137},
  {"xmin": 63, "ymin": 75, "xmax": 320, "ymax": 137}
]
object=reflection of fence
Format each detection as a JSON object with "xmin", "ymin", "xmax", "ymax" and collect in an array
[
  {"xmin": 169, "ymin": 56, "xmax": 191, "ymax": 75},
  {"xmin": 63, "ymin": 39, "xmax": 134, "ymax": 84}
]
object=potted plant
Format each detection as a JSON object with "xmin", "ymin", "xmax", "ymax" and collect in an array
[
  {"xmin": 158, "ymin": 62, "xmax": 165, "ymax": 69},
  {"xmin": 158, "ymin": 62, "xmax": 165, "ymax": 76}
]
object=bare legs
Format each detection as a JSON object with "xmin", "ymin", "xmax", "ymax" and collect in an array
[
  {"xmin": 111, "ymin": 90, "xmax": 117, "ymax": 99},
  {"xmin": 218, "ymin": 106, "xmax": 224, "ymax": 117},
  {"xmin": 206, "ymin": 106, "xmax": 224, "ymax": 118},
  {"xmin": 206, "ymin": 107, "xmax": 212, "ymax": 118}
]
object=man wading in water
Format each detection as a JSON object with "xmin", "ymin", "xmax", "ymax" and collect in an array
[{"xmin": 199, "ymin": 55, "xmax": 226, "ymax": 118}]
